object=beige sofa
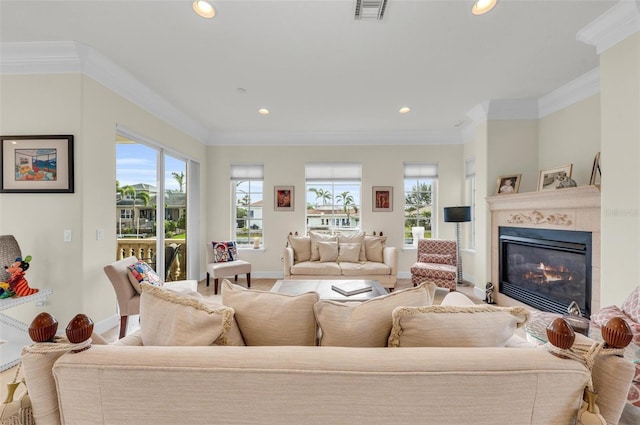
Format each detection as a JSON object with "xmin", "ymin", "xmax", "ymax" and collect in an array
[
  {"xmin": 22, "ymin": 281, "xmax": 635, "ymax": 425},
  {"xmin": 283, "ymin": 232, "xmax": 397, "ymax": 288}
]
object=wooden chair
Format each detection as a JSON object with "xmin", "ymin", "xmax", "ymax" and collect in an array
[
  {"xmin": 205, "ymin": 243, "xmax": 251, "ymax": 295},
  {"xmin": 410, "ymin": 239, "xmax": 458, "ymax": 292}
]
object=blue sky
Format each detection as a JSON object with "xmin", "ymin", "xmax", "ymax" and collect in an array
[{"xmin": 116, "ymin": 144, "xmax": 185, "ymax": 191}]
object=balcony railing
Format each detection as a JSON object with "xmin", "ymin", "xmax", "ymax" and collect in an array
[{"xmin": 116, "ymin": 238, "xmax": 187, "ymax": 281}]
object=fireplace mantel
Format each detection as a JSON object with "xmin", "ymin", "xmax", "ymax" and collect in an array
[{"xmin": 487, "ymin": 185, "xmax": 601, "ymax": 312}]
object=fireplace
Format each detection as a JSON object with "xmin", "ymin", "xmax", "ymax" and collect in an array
[{"xmin": 499, "ymin": 226, "xmax": 592, "ymax": 318}]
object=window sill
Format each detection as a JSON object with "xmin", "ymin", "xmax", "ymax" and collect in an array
[{"xmin": 238, "ymin": 247, "xmax": 265, "ymax": 253}]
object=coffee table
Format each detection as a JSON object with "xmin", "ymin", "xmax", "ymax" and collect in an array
[{"xmin": 271, "ymin": 279, "xmax": 387, "ymax": 302}]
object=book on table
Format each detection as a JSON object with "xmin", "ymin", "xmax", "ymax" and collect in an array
[{"xmin": 331, "ymin": 281, "xmax": 372, "ymax": 296}]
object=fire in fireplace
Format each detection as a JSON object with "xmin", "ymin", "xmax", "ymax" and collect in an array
[{"xmin": 499, "ymin": 226, "xmax": 591, "ymax": 318}]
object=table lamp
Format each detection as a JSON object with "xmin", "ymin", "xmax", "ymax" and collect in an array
[{"xmin": 443, "ymin": 206, "xmax": 471, "ymax": 284}]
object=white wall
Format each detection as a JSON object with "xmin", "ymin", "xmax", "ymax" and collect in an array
[
  {"xmin": 206, "ymin": 144, "xmax": 464, "ymax": 277},
  {"xmin": 0, "ymin": 74, "xmax": 206, "ymax": 327}
]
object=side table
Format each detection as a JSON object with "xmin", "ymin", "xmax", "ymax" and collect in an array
[{"xmin": 0, "ymin": 288, "xmax": 53, "ymax": 371}]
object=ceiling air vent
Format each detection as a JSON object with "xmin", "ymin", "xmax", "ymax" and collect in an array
[{"xmin": 354, "ymin": 0, "xmax": 388, "ymax": 21}]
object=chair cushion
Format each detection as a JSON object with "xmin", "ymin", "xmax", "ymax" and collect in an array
[
  {"xmin": 410, "ymin": 262, "xmax": 456, "ymax": 280},
  {"xmin": 139, "ymin": 283, "xmax": 243, "ymax": 346},
  {"xmin": 222, "ymin": 280, "xmax": 319, "ymax": 346},
  {"xmin": 127, "ymin": 260, "xmax": 162, "ymax": 294},
  {"xmin": 309, "ymin": 231, "xmax": 337, "ymax": 261},
  {"xmin": 419, "ymin": 253, "xmax": 455, "ymax": 265},
  {"xmin": 288, "ymin": 235, "xmax": 312, "ymax": 263},
  {"xmin": 212, "ymin": 241, "xmax": 237, "ymax": 262},
  {"xmin": 313, "ymin": 283, "xmax": 434, "ymax": 347},
  {"xmin": 363, "ymin": 235, "xmax": 386, "ymax": 262},
  {"xmin": 388, "ymin": 305, "xmax": 529, "ymax": 347},
  {"xmin": 318, "ymin": 241, "xmax": 339, "ymax": 262}
]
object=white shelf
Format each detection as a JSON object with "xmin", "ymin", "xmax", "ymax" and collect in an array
[{"xmin": 0, "ymin": 288, "xmax": 53, "ymax": 371}]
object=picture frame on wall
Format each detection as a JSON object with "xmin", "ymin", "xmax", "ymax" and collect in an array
[
  {"xmin": 372, "ymin": 186, "xmax": 392, "ymax": 212},
  {"xmin": 589, "ymin": 152, "xmax": 601, "ymax": 185},
  {"xmin": 274, "ymin": 185, "xmax": 294, "ymax": 211},
  {"xmin": 495, "ymin": 174, "xmax": 522, "ymax": 195},
  {"xmin": 1, "ymin": 135, "xmax": 74, "ymax": 193},
  {"xmin": 537, "ymin": 163, "xmax": 573, "ymax": 191}
]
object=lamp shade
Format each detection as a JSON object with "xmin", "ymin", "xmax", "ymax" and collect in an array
[{"xmin": 444, "ymin": 206, "xmax": 471, "ymax": 223}]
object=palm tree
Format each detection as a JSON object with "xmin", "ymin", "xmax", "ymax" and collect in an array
[
  {"xmin": 120, "ymin": 185, "xmax": 150, "ymax": 236},
  {"xmin": 172, "ymin": 171, "xmax": 185, "ymax": 192},
  {"xmin": 308, "ymin": 187, "xmax": 332, "ymax": 207},
  {"xmin": 336, "ymin": 191, "xmax": 357, "ymax": 226}
]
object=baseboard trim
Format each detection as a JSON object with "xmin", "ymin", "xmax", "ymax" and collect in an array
[{"xmin": 95, "ymin": 314, "xmax": 120, "ymax": 336}]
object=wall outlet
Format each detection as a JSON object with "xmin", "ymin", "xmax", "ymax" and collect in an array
[{"xmin": 63, "ymin": 229, "xmax": 72, "ymax": 242}]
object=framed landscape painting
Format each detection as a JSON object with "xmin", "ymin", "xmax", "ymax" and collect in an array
[{"xmin": 1, "ymin": 135, "xmax": 74, "ymax": 193}]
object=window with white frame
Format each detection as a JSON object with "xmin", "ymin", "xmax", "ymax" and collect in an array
[
  {"xmin": 404, "ymin": 162, "xmax": 438, "ymax": 246},
  {"xmin": 465, "ymin": 158, "xmax": 476, "ymax": 250},
  {"xmin": 305, "ymin": 163, "xmax": 361, "ymax": 235},
  {"xmin": 231, "ymin": 164, "xmax": 264, "ymax": 247}
]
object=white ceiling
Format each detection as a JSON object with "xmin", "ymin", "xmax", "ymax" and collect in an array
[{"xmin": 0, "ymin": 0, "xmax": 620, "ymax": 145}]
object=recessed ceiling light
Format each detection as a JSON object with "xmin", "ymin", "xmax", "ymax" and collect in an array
[
  {"xmin": 193, "ymin": 0, "xmax": 216, "ymax": 19},
  {"xmin": 399, "ymin": 107, "xmax": 411, "ymax": 114},
  {"xmin": 472, "ymin": 0, "xmax": 497, "ymax": 16},
  {"xmin": 258, "ymin": 108, "xmax": 270, "ymax": 115}
]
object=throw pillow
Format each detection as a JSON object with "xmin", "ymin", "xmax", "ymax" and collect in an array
[
  {"xmin": 313, "ymin": 283, "xmax": 435, "ymax": 347},
  {"xmin": 419, "ymin": 253, "xmax": 455, "ymax": 265},
  {"xmin": 363, "ymin": 235, "xmax": 386, "ymax": 262},
  {"xmin": 139, "ymin": 283, "xmax": 243, "ymax": 346},
  {"xmin": 221, "ymin": 279, "xmax": 319, "ymax": 346},
  {"xmin": 621, "ymin": 285, "xmax": 640, "ymax": 323},
  {"xmin": 212, "ymin": 241, "xmax": 236, "ymax": 262},
  {"xmin": 127, "ymin": 260, "xmax": 163, "ymax": 294},
  {"xmin": 337, "ymin": 242, "xmax": 362, "ymax": 263},
  {"xmin": 309, "ymin": 231, "xmax": 337, "ymax": 261},
  {"xmin": 387, "ymin": 305, "xmax": 529, "ymax": 348},
  {"xmin": 337, "ymin": 232, "xmax": 366, "ymax": 261},
  {"xmin": 288, "ymin": 235, "xmax": 312, "ymax": 263},
  {"xmin": 318, "ymin": 241, "xmax": 339, "ymax": 262}
]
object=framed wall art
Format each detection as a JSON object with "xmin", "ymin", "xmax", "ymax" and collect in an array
[
  {"xmin": 495, "ymin": 174, "xmax": 521, "ymax": 195},
  {"xmin": 274, "ymin": 185, "xmax": 294, "ymax": 211},
  {"xmin": 590, "ymin": 152, "xmax": 601, "ymax": 185},
  {"xmin": 1, "ymin": 135, "xmax": 74, "ymax": 193},
  {"xmin": 537, "ymin": 163, "xmax": 573, "ymax": 191},
  {"xmin": 372, "ymin": 186, "xmax": 392, "ymax": 212}
]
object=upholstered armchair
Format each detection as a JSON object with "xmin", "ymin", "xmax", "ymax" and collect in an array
[
  {"xmin": 205, "ymin": 243, "xmax": 251, "ymax": 295},
  {"xmin": 410, "ymin": 239, "xmax": 458, "ymax": 292}
]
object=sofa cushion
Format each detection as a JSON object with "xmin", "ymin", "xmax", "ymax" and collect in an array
[
  {"xmin": 222, "ymin": 280, "xmax": 319, "ymax": 346},
  {"xmin": 309, "ymin": 231, "xmax": 337, "ymax": 261},
  {"xmin": 419, "ymin": 253, "xmax": 455, "ymax": 265},
  {"xmin": 314, "ymin": 283, "xmax": 435, "ymax": 347},
  {"xmin": 288, "ymin": 235, "xmax": 312, "ymax": 263},
  {"xmin": 339, "ymin": 261, "xmax": 391, "ymax": 276},
  {"xmin": 337, "ymin": 242, "xmax": 362, "ymax": 263},
  {"xmin": 363, "ymin": 235, "xmax": 386, "ymax": 262},
  {"xmin": 127, "ymin": 260, "xmax": 162, "ymax": 294},
  {"xmin": 140, "ymin": 283, "xmax": 242, "ymax": 346},
  {"xmin": 337, "ymin": 232, "xmax": 366, "ymax": 261},
  {"xmin": 388, "ymin": 305, "xmax": 529, "ymax": 348},
  {"xmin": 290, "ymin": 261, "xmax": 342, "ymax": 276},
  {"xmin": 318, "ymin": 241, "xmax": 339, "ymax": 262}
]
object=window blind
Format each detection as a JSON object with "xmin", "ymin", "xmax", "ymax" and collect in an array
[
  {"xmin": 305, "ymin": 163, "xmax": 361, "ymax": 182},
  {"xmin": 230, "ymin": 164, "xmax": 264, "ymax": 180},
  {"xmin": 403, "ymin": 162, "xmax": 438, "ymax": 178}
]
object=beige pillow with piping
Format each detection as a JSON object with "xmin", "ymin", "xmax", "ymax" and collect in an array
[
  {"xmin": 288, "ymin": 235, "xmax": 311, "ymax": 263},
  {"xmin": 222, "ymin": 279, "xmax": 319, "ymax": 346},
  {"xmin": 318, "ymin": 241, "xmax": 339, "ymax": 262},
  {"xmin": 140, "ymin": 283, "xmax": 241, "ymax": 346},
  {"xmin": 314, "ymin": 283, "xmax": 435, "ymax": 347},
  {"xmin": 309, "ymin": 231, "xmax": 337, "ymax": 261},
  {"xmin": 364, "ymin": 235, "xmax": 386, "ymax": 262},
  {"xmin": 337, "ymin": 242, "xmax": 362, "ymax": 263},
  {"xmin": 388, "ymin": 305, "xmax": 529, "ymax": 347},
  {"xmin": 337, "ymin": 231, "xmax": 366, "ymax": 261}
]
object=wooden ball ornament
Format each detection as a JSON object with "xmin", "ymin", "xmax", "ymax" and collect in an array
[
  {"xmin": 28, "ymin": 312, "xmax": 58, "ymax": 342},
  {"xmin": 65, "ymin": 313, "xmax": 94, "ymax": 344},
  {"xmin": 546, "ymin": 317, "xmax": 575, "ymax": 350},
  {"xmin": 601, "ymin": 317, "xmax": 632, "ymax": 348}
]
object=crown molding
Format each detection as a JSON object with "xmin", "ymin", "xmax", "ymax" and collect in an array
[
  {"xmin": 0, "ymin": 41, "xmax": 209, "ymax": 144},
  {"xmin": 577, "ymin": 0, "xmax": 640, "ymax": 54},
  {"xmin": 538, "ymin": 68, "xmax": 600, "ymax": 117},
  {"xmin": 208, "ymin": 129, "xmax": 463, "ymax": 146}
]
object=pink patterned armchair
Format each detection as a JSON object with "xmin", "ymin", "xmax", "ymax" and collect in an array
[
  {"xmin": 590, "ymin": 285, "xmax": 640, "ymax": 407},
  {"xmin": 410, "ymin": 239, "xmax": 457, "ymax": 292}
]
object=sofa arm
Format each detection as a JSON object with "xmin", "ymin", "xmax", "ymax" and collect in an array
[
  {"xmin": 383, "ymin": 246, "xmax": 398, "ymax": 276},
  {"xmin": 283, "ymin": 246, "xmax": 294, "ymax": 278}
]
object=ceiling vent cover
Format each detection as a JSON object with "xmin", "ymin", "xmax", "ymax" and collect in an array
[{"xmin": 354, "ymin": 0, "xmax": 388, "ymax": 21}]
